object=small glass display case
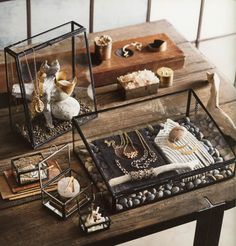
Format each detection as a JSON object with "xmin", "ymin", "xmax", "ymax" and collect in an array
[
  {"xmin": 73, "ymin": 89, "xmax": 236, "ymax": 213},
  {"xmin": 12, "ymin": 152, "xmax": 48, "ymax": 185},
  {"xmin": 78, "ymin": 192, "xmax": 111, "ymax": 233},
  {"xmin": 39, "ymin": 144, "xmax": 92, "ymax": 219},
  {"xmin": 5, "ymin": 21, "xmax": 97, "ymax": 149}
]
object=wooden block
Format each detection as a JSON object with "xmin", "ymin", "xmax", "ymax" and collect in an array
[
  {"xmin": 91, "ymin": 33, "xmax": 185, "ymax": 87},
  {"xmin": 118, "ymin": 83, "xmax": 159, "ymax": 100}
]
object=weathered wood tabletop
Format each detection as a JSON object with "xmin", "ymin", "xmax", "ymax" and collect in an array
[{"xmin": 0, "ymin": 20, "xmax": 236, "ymax": 246}]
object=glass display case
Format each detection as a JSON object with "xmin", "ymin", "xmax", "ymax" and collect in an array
[
  {"xmin": 72, "ymin": 89, "xmax": 236, "ymax": 213},
  {"xmin": 5, "ymin": 21, "xmax": 97, "ymax": 148},
  {"xmin": 39, "ymin": 144, "xmax": 92, "ymax": 219}
]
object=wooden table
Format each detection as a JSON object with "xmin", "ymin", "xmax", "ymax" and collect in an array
[{"xmin": 0, "ymin": 20, "xmax": 236, "ymax": 246}]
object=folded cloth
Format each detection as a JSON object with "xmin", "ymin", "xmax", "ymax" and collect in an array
[{"xmin": 154, "ymin": 119, "xmax": 215, "ymax": 167}]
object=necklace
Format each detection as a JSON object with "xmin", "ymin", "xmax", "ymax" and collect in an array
[
  {"xmin": 23, "ymin": 48, "xmax": 44, "ymax": 116},
  {"xmin": 104, "ymin": 132, "xmax": 138, "ymax": 159},
  {"xmin": 115, "ymin": 159, "xmax": 154, "ymax": 181},
  {"xmin": 130, "ymin": 130, "xmax": 157, "ymax": 169}
]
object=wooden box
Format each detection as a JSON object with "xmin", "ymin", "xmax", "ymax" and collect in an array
[
  {"xmin": 118, "ymin": 82, "xmax": 159, "ymax": 100},
  {"xmin": 91, "ymin": 33, "xmax": 185, "ymax": 87}
]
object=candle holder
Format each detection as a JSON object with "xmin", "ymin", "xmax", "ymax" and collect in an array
[
  {"xmin": 12, "ymin": 152, "xmax": 49, "ymax": 185},
  {"xmin": 78, "ymin": 192, "xmax": 111, "ymax": 233},
  {"xmin": 39, "ymin": 144, "xmax": 92, "ymax": 219}
]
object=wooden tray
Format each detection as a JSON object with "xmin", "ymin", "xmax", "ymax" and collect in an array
[{"xmin": 91, "ymin": 33, "xmax": 185, "ymax": 87}]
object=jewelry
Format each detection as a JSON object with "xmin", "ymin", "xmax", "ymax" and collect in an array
[
  {"xmin": 105, "ymin": 132, "xmax": 138, "ymax": 159},
  {"xmin": 122, "ymin": 42, "xmax": 142, "ymax": 58},
  {"xmin": 23, "ymin": 48, "xmax": 45, "ymax": 117},
  {"xmin": 115, "ymin": 159, "xmax": 154, "ymax": 181},
  {"xmin": 130, "ymin": 130, "xmax": 157, "ymax": 169}
]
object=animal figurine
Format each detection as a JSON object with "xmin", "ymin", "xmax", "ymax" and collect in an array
[
  {"xmin": 206, "ymin": 72, "xmax": 236, "ymax": 141},
  {"xmin": 12, "ymin": 60, "xmax": 80, "ymax": 128}
]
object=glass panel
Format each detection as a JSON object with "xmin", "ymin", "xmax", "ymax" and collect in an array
[
  {"xmin": 199, "ymin": 36, "xmax": 236, "ymax": 83},
  {"xmin": 151, "ymin": 0, "xmax": 201, "ymax": 41},
  {"xmin": 94, "ymin": 0, "xmax": 147, "ymax": 32},
  {"xmin": 0, "ymin": 0, "xmax": 27, "ymax": 48},
  {"xmin": 201, "ymin": 0, "xmax": 236, "ymax": 39},
  {"xmin": 31, "ymin": 0, "xmax": 89, "ymax": 35}
]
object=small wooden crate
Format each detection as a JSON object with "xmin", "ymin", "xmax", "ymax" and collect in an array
[{"xmin": 118, "ymin": 82, "xmax": 159, "ymax": 100}]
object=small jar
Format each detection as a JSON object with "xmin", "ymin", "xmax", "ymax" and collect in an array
[{"xmin": 94, "ymin": 35, "xmax": 112, "ymax": 61}]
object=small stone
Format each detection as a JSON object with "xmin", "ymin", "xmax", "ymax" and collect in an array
[
  {"xmin": 215, "ymin": 174, "xmax": 224, "ymax": 180},
  {"xmin": 209, "ymin": 122, "xmax": 214, "ymax": 129},
  {"xmin": 116, "ymin": 204, "xmax": 123, "ymax": 211},
  {"xmin": 147, "ymin": 193, "xmax": 155, "ymax": 201},
  {"xmin": 196, "ymin": 132, "xmax": 204, "ymax": 140},
  {"xmin": 200, "ymin": 175, "xmax": 206, "ymax": 180},
  {"xmin": 164, "ymin": 190, "xmax": 171, "ymax": 196},
  {"xmin": 194, "ymin": 178, "xmax": 202, "ymax": 187},
  {"xmin": 158, "ymin": 185, "xmax": 164, "ymax": 191},
  {"xmin": 211, "ymin": 139, "xmax": 217, "ymax": 147},
  {"xmin": 136, "ymin": 195, "xmax": 142, "ymax": 200},
  {"xmin": 206, "ymin": 174, "xmax": 217, "ymax": 181},
  {"xmin": 87, "ymin": 166, "xmax": 93, "ymax": 173},
  {"xmin": 219, "ymin": 138, "xmax": 226, "ymax": 147},
  {"xmin": 226, "ymin": 169, "xmax": 233, "ymax": 177},
  {"xmin": 171, "ymin": 186, "xmax": 180, "ymax": 194},
  {"xmin": 86, "ymin": 157, "xmax": 92, "ymax": 162},
  {"xmin": 215, "ymin": 157, "xmax": 223, "ymax": 163},
  {"xmin": 128, "ymin": 200, "xmax": 133, "ymax": 207},
  {"xmin": 213, "ymin": 170, "xmax": 220, "ymax": 175},
  {"xmin": 143, "ymin": 190, "xmax": 148, "ymax": 194},
  {"xmin": 208, "ymin": 147, "xmax": 215, "ymax": 156},
  {"xmin": 213, "ymin": 149, "xmax": 220, "ymax": 158},
  {"xmin": 145, "ymin": 191, "xmax": 152, "ymax": 197},
  {"xmin": 185, "ymin": 117, "xmax": 190, "ymax": 123},
  {"xmin": 85, "ymin": 161, "xmax": 92, "ymax": 169},
  {"xmin": 119, "ymin": 197, "xmax": 128, "ymax": 206},
  {"xmin": 202, "ymin": 139, "xmax": 212, "ymax": 148},
  {"xmin": 138, "ymin": 191, "xmax": 143, "ymax": 196},
  {"xmin": 133, "ymin": 199, "xmax": 140, "ymax": 206},
  {"xmin": 222, "ymin": 170, "xmax": 227, "ymax": 178},
  {"xmin": 180, "ymin": 182, "xmax": 186, "ymax": 187},
  {"xmin": 141, "ymin": 196, "xmax": 146, "ymax": 203},
  {"xmin": 201, "ymin": 180, "xmax": 207, "ymax": 185},
  {"xmin": 165, "ymin": 183, "xmax": 173, "ymax": 190},
  {"xmin": 147, "ymin": 124, "xmax": 155, "ymax": 133},
  {"xmin": 186, "ymin": 182, "xmax": 194, "ymax": 190},
  {"xmin": 157, "ymin": 190, "xmax": 164, "ymax": 198},
  {"xmin": 130, "ymin": 193, "xmax": 136, "ymax": 198},
  {"xmin": 151, "ymin": 188, "xmax": 157, "ymax": 194}
]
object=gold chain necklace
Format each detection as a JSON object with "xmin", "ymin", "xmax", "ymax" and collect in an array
[
  {"xmin": 23, "ymin": 49, "xmax": 44, "ymax": 116},
  {"xmin": 130, "ymin": 130, "xmax": 157, "ymax": 169},
  {"xmin": 104, "ymin": 132, "xmax": 138, "ymax": 159}
]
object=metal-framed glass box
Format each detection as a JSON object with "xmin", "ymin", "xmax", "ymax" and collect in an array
[
  {"xmin": 78, "ymin": 192, "xmax": 111, "ymax": 233},
  {"xmin": 39, "ymin": 144, "xmax": 92, "ymax": 219},
  {"xmin": 5, "ymin": 21, "xmax": 97, "ymax": 149},
  {"xmin": 72, "ymin": 89, "xmax": 236, "ymax": 213},
  {"xmin": 11, "ymin": 152, "xmax": 48, "ymax": 185}
]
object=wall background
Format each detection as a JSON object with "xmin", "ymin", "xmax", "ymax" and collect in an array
[{"xmin": 0, "ymin": 0, "xmax": 235, "ymax": 82}]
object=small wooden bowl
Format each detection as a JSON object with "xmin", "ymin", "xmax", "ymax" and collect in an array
[{"xmin": 148, "ymin": 39, "xmax": 167, "ymax": 52}]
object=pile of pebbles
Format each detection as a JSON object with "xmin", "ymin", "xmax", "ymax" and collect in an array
[
  {"xmin": 17, "ymin": 102, "xmax": 92, "ymax": 146},
  {"xmin": 76, "ymin": 117, "xmax": 234, "ymax": 213}
]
